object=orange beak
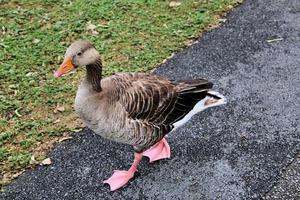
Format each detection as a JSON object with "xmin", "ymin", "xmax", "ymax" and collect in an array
[{"xmin": 54, "ymin": 58, "xmax": 75, "ymax": 78}]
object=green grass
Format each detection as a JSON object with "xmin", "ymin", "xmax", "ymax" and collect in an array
[{"xmin": 0, "ymin": 0, "xmax": 241, "ymax": 186}]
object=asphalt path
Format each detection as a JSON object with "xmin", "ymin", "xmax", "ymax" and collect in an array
[{"xmin": 1, "ymin": 0, "xmax": 299, "ymax": 199}]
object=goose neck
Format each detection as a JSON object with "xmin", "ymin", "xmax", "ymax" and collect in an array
[{"xmin": 86, "ymin": 60, "xmax": 102, "ymax": 92}]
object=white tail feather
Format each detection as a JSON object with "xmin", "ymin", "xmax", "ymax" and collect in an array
[{"xmin": 172, "ymin": 90, "xmax": 226, "ymax": 131}]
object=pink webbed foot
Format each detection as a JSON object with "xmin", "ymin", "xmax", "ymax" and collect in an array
[
  {"xmin": 103, "ymin": 170, "xmax": 135, "ymax": 191},
  {"xmin": 103, "ymin": 153, "xmax": 142, "ymax": 191},
  {"xmin": 142, "ymin": 137, "xmax": 171, "ymax": 162}
]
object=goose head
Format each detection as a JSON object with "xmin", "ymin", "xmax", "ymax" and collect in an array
[{"xmin": 54, "ymin": 40, "xmax": 101, "ymax": 78}]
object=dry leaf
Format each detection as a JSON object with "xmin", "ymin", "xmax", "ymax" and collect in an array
[
  {"xmin": 53, "ymin": 119, "xmax": 61, "ymax": 124},
  {"xmin": 91, "ymin": 30, "xmax": 99, "ymax": 35},
  {"xmin": 267, "ymin": 38, "xmax": 283, "ymax": 43},
  {"xmin": 169, "ymin": 1, "xmax": 181, "ymax": 7},
  {"xmin": 86, "ymin": 21, "xmax": 97, "ymax": 31},
  {"xmin": 59, "ymin": 136, "xmax": 73, "ymax": 143},
  {"xmin": 72, "ymin": 128, "xmax": 82, "ymax": 133},
  {"xmin": 99, "ymin": 19, "xmax": 109, "ymax": 27},
  {"xmin": 54, "ymin": 104, "xmax": 65, "ymax": 113},
  {"xmin": 161, "ymin": 53, "xmax": 175, "ymax": 64},
  {"xmin": 41, "ymin": 158, "xmax": 52, "ymax": 165},
  {"xmin": 33, "ymin": 38, "xmax": 40, "ymax": 44},
  {"xmin": 184, "ymin": 39, "xmax": 198, "ymax": 46},
  {"xmin": 12, "ymin": 170, "xmax": 25, "ymax": 178},
  {"xmin": 26, "ymin": 72, "xmax": 37, "ymax": 77},
  {"xmin": 57, "ymin": 106, "xmax": 65, "ymax": 112},
  {"xmin": 14, "ymin": 109, "xmax": 22, "ymax": 117},
  {"xmin": 30, "ymin": 155, "xmax": 36, "ymax": 164}
]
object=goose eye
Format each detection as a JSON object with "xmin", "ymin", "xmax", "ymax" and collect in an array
[{"xmin": 77, "ymin": 52, "xmax": 82, "ymax": 56}]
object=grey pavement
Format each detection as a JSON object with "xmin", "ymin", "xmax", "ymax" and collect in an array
[
  {"xmin": 1, "ymin": 0, "xmax": 300, "ymax": 199},
  {"xmin": 264, "ymin": 153, "xmax": 300, "ymax": 200}
]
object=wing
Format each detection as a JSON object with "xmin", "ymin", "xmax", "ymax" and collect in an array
[{"xmin": 111, "ymin": 73, "xmax": 212, "ymax": 126}]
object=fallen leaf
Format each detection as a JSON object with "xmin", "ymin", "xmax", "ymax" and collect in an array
[
  {"xmin": 26, "ymin": 72, "xmax": 37, "ymax": 77},
  {"xmin": 33, "ymin": 38, "xmax": 40, "ymax": 44},
  {"xmin": 14, "ymin": 109, "xmax": 22, "ymax": 117},
  {"xmin": 267, "ymin": 38, "xmax": 283, "ymax": 43},
  {"xmin": 41, "ymin": 158, "xmax": 52, "ymax": 165},
  {"xmin": 99, "ymin": 19, "xmax": 109, "ymax": 27},
  {"xmin": 53, "ymin": 119, "xmax": 61, "ymax": 124},
  {"xmin": 161, "ymin": 53, "xmax": 175, "ymax": 64},
  {"xmin": 57, "ymin": 106, "xmax": 65, "ymax": 112},
  {"xmin": 169, "ymin": 1, "xmax": 181, "ymax": 7},
  {"xmin": 219, "ymin": 18, "xmax": 227, "ymax": 23},
  {"xmin": 72, "ymin": 128, "xmax": 82, "ymax": 133},
  {"xmin": 184, "ymin": 39, "xmax": 199, "ymax": 46},
  {"xmin": 54, "ymin": 104, "xmax": 65, "ymax": 113},
  {"xmin": 12, "ymin": 170, "xmax": 25, "ymax": 178},
  {"xmin": 59, "ymin": 136, "xmax": 73, "ymax": 143},
  {"xmin": 92, "ymin": 30, "xmax": 99, "ymax": 35},
  {"xmin": 86, "ymin": 21, "xmax": 97, "ymax": 31},
  {"xmin": 30, "ymin": 155, "xmax": 36, "ymax": 164}
]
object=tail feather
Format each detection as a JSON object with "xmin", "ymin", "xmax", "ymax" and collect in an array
[
  {"xmin": 206, "ymin": 91, "xmax": 227, "ymax": 106},
  {"xmin": 166, "ymin": 79, "xmax": 226, "ymax": 129},
  {"xmin": 172, "ymin": 90, "xmax": 226, "ymax": 131}
]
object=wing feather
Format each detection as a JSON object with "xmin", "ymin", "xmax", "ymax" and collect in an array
[{"xmin": 111, "ymin": 73, "xmax": 212, "ymax": 126}]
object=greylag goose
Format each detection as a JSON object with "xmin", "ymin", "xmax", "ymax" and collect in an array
[{"xmin": 54, "ymin": 40, "xmax": 226, "ymax": 191}]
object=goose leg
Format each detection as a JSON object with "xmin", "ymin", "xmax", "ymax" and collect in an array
[
  {"xmin": 103, "ymin": 153, "xmax": 142, "ymax": 191},
  {"xmin": 143, "ymin": 137, "xmax": 171, "ymax": 162},
  {"xmin": 103, "ymin": 138, "xmax": 170, "ymax": 191}
]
